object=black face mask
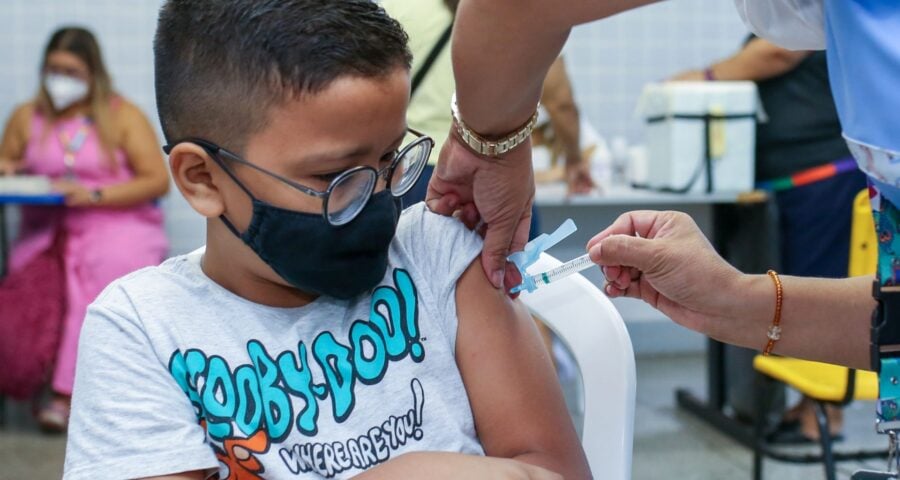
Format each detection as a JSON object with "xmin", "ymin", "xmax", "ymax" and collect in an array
[{"xmin": 221, "ymin": 190, "xmax": 400, "ymax": 300}]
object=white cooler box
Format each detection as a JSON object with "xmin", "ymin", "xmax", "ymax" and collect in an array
[{"xmin": 639, "ymin": 82, "xmax": 759, "ymax": 193}]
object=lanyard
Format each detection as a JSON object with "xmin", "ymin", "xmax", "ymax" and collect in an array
[
  {"xmin": 849, "ymin": 142, "xmax": 900, "ymax": 477},
  {"xmin": 870, "ymin": 183, "xmax": 900, "ymax": 474},
  {"xmin": 756, "ymin": 157, "xmax": 858, "ymax": 192},
  {"xmin": 57, "ymin": 119, "xmax": 91, "ymax": 179},
  {"xmin": 874, "ymin": 190, "xmax": 900, "ymax": 421}
]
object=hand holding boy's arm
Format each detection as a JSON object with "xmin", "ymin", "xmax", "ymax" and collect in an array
[
  {"xmin": 454, "ymin": 260, "xmax": 592, "ymax": 479},
  {"xmin": 354, "ymin": 452, "xmax": 561, "ymax": 480}
]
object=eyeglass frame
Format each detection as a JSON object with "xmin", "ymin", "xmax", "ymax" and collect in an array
[{"xmin": 162, "ymin": 127, "xmax": 434, "ymax": 226}]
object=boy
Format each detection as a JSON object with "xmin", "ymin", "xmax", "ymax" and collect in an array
[{"xmin": 63, "ymin": 1, "xmax": 590, "ymax": 479}]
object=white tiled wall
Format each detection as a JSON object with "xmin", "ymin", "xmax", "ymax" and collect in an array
[
  {"xmin": 0, "ymin": 0, "xmax": 205, "ymax": 256},
  {"xmin": 564, "ymin": 1, "xmax": 750, "ymax": 142},
  {"xmin": 0, "ymin": 0, "xmax": 749, "ymax": 255}
]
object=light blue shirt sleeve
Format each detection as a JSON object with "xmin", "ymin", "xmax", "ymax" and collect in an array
[
  {"xmin": 732, "ymin": 0, "xmax": 826, "ymax": 50},
  {"xmin": 733, "ymin": 0, "xmax": 900, "ymax": 154},
  {"xmin": 824, "ymin": 0, "xmax": 900, "ymax": 153}
]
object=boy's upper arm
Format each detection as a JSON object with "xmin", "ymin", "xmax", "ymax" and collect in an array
[
  {"xmin": 65, "ymin": 294, "xmax": 218, "ymax": 480},
  {"xmin": 454, "ymin": 259, "xmax": 591, "ymax": 479}
]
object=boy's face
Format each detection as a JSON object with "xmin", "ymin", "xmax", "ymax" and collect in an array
[
  {"xmin": 172, "ymin": 67, "xmax": 412, "ymax": 297},
  {"xmin": 214, "ymin": 67, "xmax": 412, "ymax": 232}
]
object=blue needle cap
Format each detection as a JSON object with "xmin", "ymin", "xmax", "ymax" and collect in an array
[{"xmin": 508, "ymin": 218, "xmax": 577, "ymax": 294}]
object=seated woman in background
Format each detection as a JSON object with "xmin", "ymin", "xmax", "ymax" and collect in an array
[{"xmin": 0, "ymin": 27, "xmax": 169, "ymax": 432}]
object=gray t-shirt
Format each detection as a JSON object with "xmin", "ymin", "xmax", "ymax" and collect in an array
[{"xmin": 64, "ymin": 203, "xmax": 485, "ymax": 480}]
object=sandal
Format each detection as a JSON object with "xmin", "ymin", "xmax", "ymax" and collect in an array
[
  {"xmin": 37, "ymin": 396, "xmax": 70, "ymax": 433},
  {"xmin": 767, "ymin": 421, "xmax": 844, "ymax": 444},
  {"xmin": 767, "ymin": 400, "xmax": 844, "ymax": 444}
]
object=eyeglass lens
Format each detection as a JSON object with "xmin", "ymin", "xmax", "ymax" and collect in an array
[
  {"xmin": 326, "ymin": 169, "xmax": 377, "ymax": 226},
  {"xmin": 390, "ymin": 140, "xmax": 430, "ymax": 195},
  {"xmin": 325, "ymin": 135, "xmax": 431, "ymax": 226}
]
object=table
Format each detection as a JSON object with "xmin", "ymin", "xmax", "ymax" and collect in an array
[
  {"xmin": 0, "ymin": 193, "xmax": 65, "ymax": 279},
  {"xmin": 535, "ymin": 183, "xmax": 770, "ymax": 448}
]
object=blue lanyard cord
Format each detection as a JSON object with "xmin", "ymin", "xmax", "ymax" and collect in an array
[
  {"xmin": 66, "ymin": 128, "xmax": 89, "ymax": 153},
  {"xmin": 874, "ymin": 195, "xmax": 900, "ymax": 430},
  {"xmin": 879, "ymin": 358, "xmax": 900, "ymax": 429},
  {"xmin": 57, "ymin": 119, "xmax": 92, "ymax": 155}
]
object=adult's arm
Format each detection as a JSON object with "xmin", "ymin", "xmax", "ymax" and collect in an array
[
  {"xmin": 53, "ymin": 100, "xmax": 170, "ymax": 207},
  {"xmin": 588, "ymin": 210, "xmax": 874, "ymax": 370},
  {"xmin": 428, "ymin": 0, "xmax": 656, "ymax": 290},
  {"xmin": 672, "ymin": 37, "xmax": 811, "ymax": 82},
  {"xmin": 96, "ymin": 100, "xmax": 170, "ymax": 207},
  {"xmin": 0, "ymin": 104, "xmax": 33, "ymax": 175},
  {"xmin": 453, "ymin": 0, "xmax": 658, "ymax": 135},
  {"xmin": 541, "ymin": 57, "xmax": 593, "ymax": 195}
]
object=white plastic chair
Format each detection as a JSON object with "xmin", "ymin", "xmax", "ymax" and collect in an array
[{"xmin": 519, "ymin": 253, "xmax": 636, "ymax": 480}]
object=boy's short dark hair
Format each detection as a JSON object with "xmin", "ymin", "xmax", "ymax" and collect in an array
[{"xmin": 154, "ymin": 0, "xmax": 412, "ymax": 152}]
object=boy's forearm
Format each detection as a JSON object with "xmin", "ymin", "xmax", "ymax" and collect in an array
[
  {"xmin": 353, "ymin": 452, "xmax": 464, "ymax": 479},
  {"xmin": 512, "ymin": 451, "xmax": 582, "ymax": 480},
  {"xmin": 354, "ymin": 452, "xmax": 559, "ymax": 480}
]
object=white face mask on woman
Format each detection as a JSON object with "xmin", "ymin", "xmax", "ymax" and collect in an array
[{"xmin": 44, "ymin": 73, "xmax": 89, "ymax": 111}]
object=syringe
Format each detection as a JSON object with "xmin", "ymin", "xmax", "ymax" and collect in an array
[{"xmin": 511, "ymin": 253, "xmax": 595, "ymax": 293}]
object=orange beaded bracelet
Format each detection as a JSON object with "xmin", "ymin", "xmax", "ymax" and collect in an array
[{"xmin": 763, "ymin": 270, "xmax": 784, "ymax": 356}]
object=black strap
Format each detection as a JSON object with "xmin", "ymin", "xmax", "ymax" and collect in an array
[
  {"xmin": 871, "ymin": 282, "xmax": 900, "ymax": 371},
  {"xmin": 411, "ymin": 22, "xmax": 453, "ymax": 96}
]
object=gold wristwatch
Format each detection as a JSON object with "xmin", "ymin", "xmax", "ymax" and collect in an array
[{"xmin": 450, "ymin": 93, "xmax": 538, "ymax": 157}]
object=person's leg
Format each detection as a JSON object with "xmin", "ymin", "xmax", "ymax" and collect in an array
[
  {"xmin": 777, "ymin": 169, "xmax": 867, "ymax": 279},
  {"xmin": 42, "ymin": 213, "xmax": 168, "ymax": 432},
  {"xmin": 38, "ymin": 246, "xmax": 82, "ymax": 432}
]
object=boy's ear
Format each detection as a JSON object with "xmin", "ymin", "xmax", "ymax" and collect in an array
[{"xmin": 168, "ymin": 143, "xmax": 226, "ymax": 218}]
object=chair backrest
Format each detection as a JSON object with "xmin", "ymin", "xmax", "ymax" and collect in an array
[
  {"xmin": 519, "ymin": 253, "xmax": 636, "ymax": 480},
  {"xmin": 849, "ymin": 188, "xmax": 877, "ymax": 277}
]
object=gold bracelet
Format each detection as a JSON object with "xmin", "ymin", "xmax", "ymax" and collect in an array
[
  {"xmin": 763, "ymin": 270, "xmax": 784, "ymax": 356},
  {"xmin": 450, "ymin": 93, "xmax": 538, "ymax": 157}
]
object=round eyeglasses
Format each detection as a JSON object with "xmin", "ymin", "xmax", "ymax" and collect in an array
[{"xmin": 163, "ymin": 128, "xmax": 434, "ymax": 226}]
